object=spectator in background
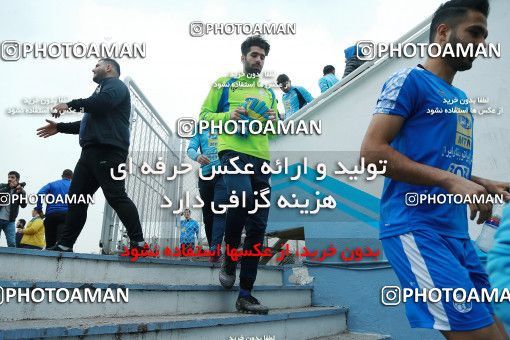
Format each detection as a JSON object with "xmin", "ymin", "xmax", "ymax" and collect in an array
[
  {"xmin": 342, "ymin": 45, "xmax": 367, "ymax": 78},
  {"xmin": 318, "ymin": 65, "xmax": 339, "ymax": 93},
  {"xmin": 19, "ymin": 209, "xmax": 45, "ymax": 250},
  {"xmin": 36, "ymin": 169, "xmax": 73, "ymax": 249},
  {"xmin": 277, "ymin": 74, "xmax": 313, "ymax": 120},
  {"xmin": 487, "ymin": 203, "xmax": 510, "ymax": 324},
  {"xmin": 187, "ymin": 129, "xmax": 227, "ymax": 262},
  {"xmin": 15, "ymin": 219, "xmax": 26, "ymax": 247},
  {"xmin": 0, "ymin": 171, "xmax": 28, "ymax": 247},
  {"xmin": 180, "ymin": 208, "xmax": 200, "ymax": 255}
]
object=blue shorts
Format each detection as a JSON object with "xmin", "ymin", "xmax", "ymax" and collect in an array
[{"xmin": 381, "ymin": 230, "xmax": 494, "ymax": 331}]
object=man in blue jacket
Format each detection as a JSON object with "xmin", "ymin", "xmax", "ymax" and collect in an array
[
  {"xmin": 318, "ymin": 65, "xmax": 339, "ymax": 93},
  {"xmin": 187, "ymin": 129, "xmax": 227, "ymax": 262},
  {"xmin": 180, "ymin": 208, "xmax": 200, "ymax": 254},
  {"xmin": 35, "ymin": 169, "xmax": 73, "ymax": 248},
  {"xmin": 36, "ymin": 58, "xmax": 146, "ymax": 252},
  {"xmin": 276, "ymin": 74, "xmax": 313, "ymax": 120}
]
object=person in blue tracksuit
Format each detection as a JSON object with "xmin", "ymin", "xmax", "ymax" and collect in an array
[
  {"xmin": 318, "ymin": 65, "xmax": 339, "ymax": 93},
  {"xmin": 187, "ymin": 129, "xmax": 227, "ymax": 261},
  {"xmin": 276, "ymin": 74, "xmax": 313, "ymax": 120},
  {"xmin": 35, "ymin": 169, "xmax": 73, "ymax": 248}
]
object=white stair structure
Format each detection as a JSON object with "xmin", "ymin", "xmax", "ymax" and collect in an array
[{"xmin": 0, "ymin": 248, "xmax": 390, "ymax": 339}]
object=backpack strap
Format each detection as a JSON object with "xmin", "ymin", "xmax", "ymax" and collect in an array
[{"xmin": 293, "ymin": 87, "xmax": 307, "ymax": 109}]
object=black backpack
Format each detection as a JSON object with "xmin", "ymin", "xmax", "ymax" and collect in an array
[{"xmin": 293, "ymin": 88, "xmax": 307, "ymax": 109}]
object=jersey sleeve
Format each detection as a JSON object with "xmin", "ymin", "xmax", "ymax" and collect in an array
[
  {"xmin": 186, "ymin": 133, "xmax": 201, "ymax": 161},
  {"xmin": 267, "ymin": 88, "xmax": 280, "ymax": 139},
  {"xmin": 373, "ymin": 68, "xmax": 416, "ymax": 118},
  {"xmin": 36, "ymin": 183, "xmax": 51, "ymax": 212},
  {"xmin": 318, "ymin": 77, "xmax": 328, "ymax": 93},
  {"xmin": 487, "ymin": 204, "xmax": 510, "ymax": 324}
]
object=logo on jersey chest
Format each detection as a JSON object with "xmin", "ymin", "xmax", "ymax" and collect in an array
[{"xmin": 455, "ymin": 111, "xmax": 472, "ymax": 150}]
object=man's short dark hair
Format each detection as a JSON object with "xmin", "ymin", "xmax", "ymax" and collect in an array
[
  {"xmin": 429, "ymin": 0, "xmax": 490, "ymax": 42},
  {"xmin": 323, "ymin": 65, "xmax": 335, "ymax": 75},
  {"xmin": 62, "ymin": 169, "xmax": 73, "ymax": 179},
  {"xmin": 100, "ymin": 58, "xmax": 121, "ymax": 76},
  {"xmin": 241, "ymin": 35, "xmax": 270, "ymax": 56},
  {"xmin": 8, "ymin": 171, "xmax": 20, "ymax": 180},
  {"xmin": 276, "ymin": 74, "xmax": 290, "ymax": 86}
]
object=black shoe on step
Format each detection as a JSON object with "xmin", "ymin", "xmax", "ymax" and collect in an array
[
  {"xmin": 236, "ymin": 295, "xmax": 269, "ymax": 315},
  {"xmin": 219, "ymin": 256, "xmax": 237, "ymax": 289}
]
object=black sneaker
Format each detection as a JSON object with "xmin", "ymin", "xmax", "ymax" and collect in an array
[
  {"xmin": 46, "ymin": 244, "xmax": 73, "ymax": 252},
  {"xmin": 236, "ymin": 295, "xmax": 269, "ymax": 315},
  {"xmin": 129, "ymin": 241, "xmax": 148, "ymax": 253},
  {"xmin": 219, "ymin": 256, "xmax": 237, "ymax": 289}
]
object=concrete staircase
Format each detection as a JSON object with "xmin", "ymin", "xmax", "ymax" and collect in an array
[{"xmin": 0, "ymin": 248, "xmax": 390, "ymax": 339}]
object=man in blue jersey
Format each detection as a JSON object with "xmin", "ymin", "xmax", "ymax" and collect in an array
[
  {"xmin": 277, "ymin": 74, "xmax": 314, "ymax": 120},
  {"xmin": 187, "ymin": 129, "xmax": 227, "ymax": 262},
  {"xmin": 318, "ymin": 65, "xmax": 339, "ymax": 93},
  {"xmin": 361, "ymin": 0, "xmax": 510, "ymax": 339},
  {"xmin": 35, "ymin": 169, "xmax": 73, "ymax": 248},
  {"xmin": 180, "ymin": 208, "xmax": 200, "ymax": 254}
]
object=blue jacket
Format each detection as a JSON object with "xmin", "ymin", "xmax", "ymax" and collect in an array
[
  {"xmin": 187, "ymin": 130, "xmax": 220, "ymax": 176},
  {"xmin": 36, "ymin": 178, "xmax": 71, "ymax": 215},
  {"xmin": 56, "ymin": 77, "xmax": 131, "ymax": 151},
  {"xmin": 180, "ymin": 219, "xmax": 199, "ymax": 244},
  {"xmin": 487, "ymin": 203, "xmax": 510, "ymax": 324},
  {"xmin": 282, "ymin": 86, "xmax": 313, "ymax": 120},
  {"xmin": 318, "ymin": 73, "xmax": 339, "ymax": 93}
]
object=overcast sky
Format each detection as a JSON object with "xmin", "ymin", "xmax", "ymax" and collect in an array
[{"xmin": 0, "ymin": 0, "xmax": 445, "ymax": 252}]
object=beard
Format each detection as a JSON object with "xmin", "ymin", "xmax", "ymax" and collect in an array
[
  {"xmin": 93, "ymin": 70, "xmax": 107, "ymax": 83},
  {"xmin": 443, "ymin": 35, "xmax": 475, "ymax": 72},
  {"xmin": 244, "ymin": 62, "xmax": 262, "ymax": 75}
]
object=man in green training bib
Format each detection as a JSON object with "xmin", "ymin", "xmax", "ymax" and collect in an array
[{"xmin": 199, "ymin": 35, "xmax": 278, "ymax": 314}]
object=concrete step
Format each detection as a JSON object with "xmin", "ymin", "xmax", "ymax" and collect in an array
[
  {"xmin": 0, "ymin": 306, "xmax": 347, "ymax": 340},
  {"xmin": 0, "ymin": 280, "xmax": 312, "ymax": 321},
  {"xmin": 310, "ymin": 331, "xmax": 391, "ymax": 340},
  {"xmin": 0, "ymin": 248, "xmax": 282, "ymax": 286}
]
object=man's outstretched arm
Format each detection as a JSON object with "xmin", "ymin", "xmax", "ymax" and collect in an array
[{"xmin": 36, "ymin": 119, "xmax": 80, "ymax": 138}]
